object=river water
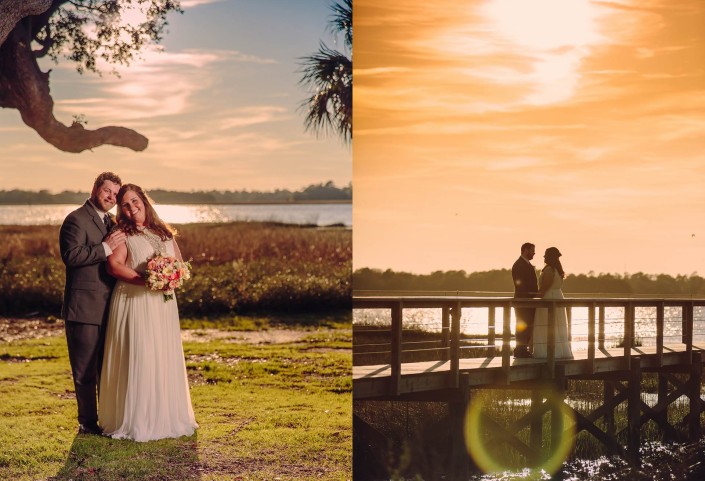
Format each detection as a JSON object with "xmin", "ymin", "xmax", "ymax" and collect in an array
[
  {"xmin": 354, "ymin": 305, "xmax": 705, "ymax": 349},
  {"xmin": 0, "ymin": 203, "xmax": 351, "ymax": 227}
]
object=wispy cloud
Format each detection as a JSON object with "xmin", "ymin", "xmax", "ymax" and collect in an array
[
  {"xmin": 219, "ymin": 106, "xmax": 289, "ymax": 130},
  {"xmin": 180, "ymin": 0, "xmax": 224, "ymax": 8}
]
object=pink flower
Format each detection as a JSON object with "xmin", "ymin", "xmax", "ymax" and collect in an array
[{"xmin": 144, "ymin": 254, "xmax": 192, "ymax": 302}]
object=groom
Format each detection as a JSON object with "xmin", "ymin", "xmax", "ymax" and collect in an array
[
  {"xmin": 59, "ymin": 172, "xmax": 125, "ymax": 435},
  {"xmin": 511, "ymin": 242, "xmax": 539, "ymax": 358}
]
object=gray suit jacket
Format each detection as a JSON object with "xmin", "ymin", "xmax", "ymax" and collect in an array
[{"xmin": 59, "ymin": 201, "xmax": 116, "ymax": 325}]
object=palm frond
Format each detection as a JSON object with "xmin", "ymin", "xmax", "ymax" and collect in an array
[
  {"xmin": 299, "ymin": 1, "xmax": 353, "ymax": 144},
  {"xmin": 299, "ymin": 43, "xmax": 352, "ymax": 143}
]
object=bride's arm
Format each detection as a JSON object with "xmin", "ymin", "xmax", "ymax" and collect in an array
[
  {"xmin": 172, "ymin": 238, "xmax": 184, "ymax": 262},
  {"xmin": 107, "ymin": 238, "xmax": 145, "ymax": 286},
  {"xmin": 537, "ymin": 267, "xmax": 555, "ymax": 298}
]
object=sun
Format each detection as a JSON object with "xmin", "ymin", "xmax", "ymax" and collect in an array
[{"xmin": 483, "ymin": 0, "xmax": 604, "ymax": 51}]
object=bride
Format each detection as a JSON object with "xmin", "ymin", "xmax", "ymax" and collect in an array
[
  {"xmin": 532, "ymin": 247, "xmax": 573, "ymax": 359},
  {"xmin": 98, "ymin": 183, "xmax": 198, "ymax": 441}
]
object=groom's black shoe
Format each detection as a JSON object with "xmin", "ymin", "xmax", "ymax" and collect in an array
[
  {"xmin": 78, "ymin": 423, "xmax": 104, "ymax": 436},
  {"xmin": 513, "ymin": 347, "xmax": 533, "ymax": 359}
]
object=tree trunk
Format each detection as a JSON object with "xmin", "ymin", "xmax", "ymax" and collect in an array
[{"xmin": 0, "ymin": 1, "xmax": 149, "ymax": 153}]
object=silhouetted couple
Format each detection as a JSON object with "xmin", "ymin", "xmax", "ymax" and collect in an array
[{"xmin": 511, "ymin": 242, "xmax": 573, "ymax": 360}]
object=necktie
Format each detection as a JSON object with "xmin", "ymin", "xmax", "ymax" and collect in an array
[{"xmin": 103, "ymin": 214, "xmax": 111, "ymax": 231}]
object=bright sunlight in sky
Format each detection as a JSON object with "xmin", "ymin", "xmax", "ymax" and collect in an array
[{"xmin": 354, "ymin": 0, "xmax": 705, "ymax": 276}]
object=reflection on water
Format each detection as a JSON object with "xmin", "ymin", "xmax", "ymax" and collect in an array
[
  {"xmin": 0, "ymin": 203, "xmax": 351, "ymax": 227},
  {"xmin": 353, "ymin": 306, "xmax": 705, "ymax": 347},
  {"xmin": 466, "ymin": 439, "xmax": 705, "ymax": 481}
]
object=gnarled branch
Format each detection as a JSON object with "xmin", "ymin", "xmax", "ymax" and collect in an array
[
  {"xmin": 0, "ymin": 17, "xmax": 148, "ymax": 153},
  {"xmin": 0, "ymin": 0, "xmax": 53, "ymax": 46}
]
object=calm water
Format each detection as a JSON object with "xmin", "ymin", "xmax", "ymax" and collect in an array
[
  {"xmin": 354, "ymin": 305, "xmax": 705, "ymax": 348},
  {"xmin": 0, "ymin": 203, "xmax": 351, "ymax": 227}
]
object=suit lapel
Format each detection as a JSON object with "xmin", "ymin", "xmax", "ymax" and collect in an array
[{"xmin": 85, "ymin": 201, "xmax": 107, "ymax": 235}]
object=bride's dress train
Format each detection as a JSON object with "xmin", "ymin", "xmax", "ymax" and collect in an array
[
  {"xmin": 98, "ymin": 233, "xmax": 197, "ymax": 441},
  {"xmin": 532, "ymin": 267, "xmax": 573, "ymax": 359}
]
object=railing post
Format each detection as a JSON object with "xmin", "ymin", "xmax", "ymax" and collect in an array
[
  {"xmin": 547, "ymin": 301, "xmax": 556, "ymax": 378},
  {"xmin": 442, "ymin": 306, "xmax": 451, "ymax": 361},
  {"xmin": 502, "ymin": 304, "xmax": 511, "ymax": 383},
  {"xmin": 684, "ymin": 303, "xmax": 693, "ymax": 361},
  {"xmin": 390, "ymin": 302, "xmax": 402, "ymax": 396},
  {"xmin": 604, "ymin": 381, "xmax": 615, "ymax": 437},
  {"xmin": 450, "ymin": 302, "xmax": 461, "ymax": 388},
  {"xmin": 656, "ymin": 302, "xmax": 664, "ymax": 367},
  {"xmin": 689, "ymin": 352, "xmax": 702, "ymax": 440},
  {"xmin": 627, "ymin": 356, "xmax": 642, "ymax": 467},
  {"xmin": 552, "ymin": 364, "xmax": 567, "ymax": 459},
  {"xmin": 598, "ymin": 306, "xmax": 606, "ymax": 350},
  {"xmin": 624, "ymin": 303, "xmax": 633, "ymax": 370},
  {"xmin": 530, "ymin": 389, "xmax": 543, "ymax": 464},
  {"xmin": 566, "ymin": 307, "xmax": 572, "ymax": 342},
  {"xmin": 588, "ymin": 303, "xmax": 596, "ymax": 373},
  {"xmin": 488, "ymin": 306, "xmax": 496, "ymax": 348},
  {"xmin": 657, "ymin": 372, "xmax": 670, "ymax": 440}
]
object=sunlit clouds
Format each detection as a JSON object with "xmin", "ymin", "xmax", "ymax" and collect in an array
[
  {"xmin": 54, "ymin": 49, "xmax": 270, "ymax": 123},
  {"xmin": 355, "ymin": 0, "xmax": 705, "ymax": 277},
  {"xmin": 0, "ymin": 2, "xmax": 349, "ymax": 193}
]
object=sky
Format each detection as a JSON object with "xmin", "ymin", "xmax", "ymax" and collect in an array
[
  {"xmin": 0, "ymin": 0, "xmax": 350, "ymax": 193},
  {"xmin": 354, "ymin": 0, "xmax": 705, "ymax": 277}
]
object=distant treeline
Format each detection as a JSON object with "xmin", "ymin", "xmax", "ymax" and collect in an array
[
  {"xmin": 354, "ymin": 268, "xmax": 705, "ymax": 296},
  {"xmin": 0, "ymin": 181, "xmax": 352, "ymax": 204}
]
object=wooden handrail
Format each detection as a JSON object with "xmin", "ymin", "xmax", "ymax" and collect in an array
[{"xmin": 353, "ymin": 295, "xmax": 705, "ymax": 383}]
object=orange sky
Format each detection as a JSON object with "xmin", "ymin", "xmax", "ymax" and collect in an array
[{"xmin": 354, "ymin": 0, "xmax": 705, "ymax": 277}]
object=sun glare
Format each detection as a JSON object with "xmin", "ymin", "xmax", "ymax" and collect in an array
[
  {"xmin": 483, "ymin": 0, "xmax": 603, "ymax": 50},
  {"xmin": 482, "ymin": 0, "xmax": 606, "ymax": 105}
]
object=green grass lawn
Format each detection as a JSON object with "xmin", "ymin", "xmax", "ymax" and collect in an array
[{"xmin": 0, "ymin": 319, "xmax": 351, "ymax": 481}]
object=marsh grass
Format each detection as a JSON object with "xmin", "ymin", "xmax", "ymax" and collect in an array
[
  {"xmin": 354, "ymin": 375, "xmax": 705, "ymax": 480},
  {"xmin": 0, "ymin": 223, "xmax": 351, "ymax": 317},
  {"xmin": 0, "ymin": 326, "xmax": 352, "ymax": 480}
]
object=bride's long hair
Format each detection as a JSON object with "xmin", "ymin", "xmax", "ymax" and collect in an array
[
  {"xmin": 544, "ymin": 247, "xmax": 565, "ymax": 278},
  {"xmin": 115, "ymin": 184, "xmax": 176, "ymax": 240}
]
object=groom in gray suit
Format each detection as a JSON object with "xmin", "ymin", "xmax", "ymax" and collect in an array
[{"xmin": 59, "ymin": 172, "xmax": 125, "ymax": 435}]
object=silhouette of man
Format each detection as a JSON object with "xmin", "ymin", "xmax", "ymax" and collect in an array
[{"xmin": 512, "ymin": 242, "xmax": 538, "ymax": 358}]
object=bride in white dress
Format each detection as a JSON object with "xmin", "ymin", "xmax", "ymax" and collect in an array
[
  {"xmin": 98, "ymin": 183, "xmax": 197, "ymax": 441},
  {"xmin": 532, "ymin": 247, "xmax": 573, "ymax": 359}
]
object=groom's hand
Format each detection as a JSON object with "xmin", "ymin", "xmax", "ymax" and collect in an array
[{"xmin": 104, "ymin": 230, "xmax": 126, "ymax": 251}]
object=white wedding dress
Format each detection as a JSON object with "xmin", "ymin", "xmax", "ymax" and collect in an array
[
  {"xmin": 98, "ymin": 232, "xmax": 197, "ymax": 441},
  {"xmin": 532, "ymin": 267, "xmax": 574, "ymax": 359}
]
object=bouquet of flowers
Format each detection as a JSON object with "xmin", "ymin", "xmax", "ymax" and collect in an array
[{"xmin": 144, "ymin": 254, "xmax": 192, "ymax": 301}]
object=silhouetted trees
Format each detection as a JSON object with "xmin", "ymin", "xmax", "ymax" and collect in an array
[
  {"xmin": 0, "ymin": 181, "xmax": 352, "ymax": 204},
  {"xmin": 354, "ymin": 268, "xmax": 705, "ymax": 297}
]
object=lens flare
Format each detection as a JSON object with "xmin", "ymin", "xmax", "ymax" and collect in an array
[{"xmin": 464, "ymin": 387, "xmax": 575, "ymax": 474}]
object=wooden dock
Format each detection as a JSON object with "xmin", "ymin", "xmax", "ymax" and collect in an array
[{"xmin": 353, "ymin": 296, "xmax": 705, "ymax": 474}]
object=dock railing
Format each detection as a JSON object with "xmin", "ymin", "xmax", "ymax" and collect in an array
[{"xmin": 353, "ymin": 295, "xmax": 705, "ymax": 392}]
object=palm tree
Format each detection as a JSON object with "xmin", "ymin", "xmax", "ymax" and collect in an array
[{"xmin": 299, "ymin": 0, "xmax": 352, "ymax": 144}]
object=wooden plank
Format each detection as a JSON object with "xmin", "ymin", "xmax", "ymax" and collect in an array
[
  {"xmin": 547, "ymin": 302, "xmax": 556, "ymax": 378},
  {"xmin": 627, "ymin": 357, "xmax": 641, "ymax": 466},
  {"xmin": 390, "ymin": 302, "xmax": 402, "ymax": 396},
  {"xmin": 502, "ymin": 305, "xmax": 511, "ymax": 384},
  {"xmin": 684, "ymin": 303, "xmax": 694, "ymax": 361},
  {"xmin": 656, "ymin": 302, "xmax": 664, "ymax": 367},
  {"xmin": 450, "ymin": 302, "xmax": 461, "ymax": 388},
  {"xmin": 689, "ymin": 352, "xmax": 702, "ymax": 440},
  {"xmin": 488, "ymin": 306, "xmax": 496, "ymax": 347},
  {"xmin": 588, "ymin": 303, "xmax": 596, "ymax": 374},
  {"xmin": 441, "ymin": 306, "xmax": 450, "ymax": 358},
  {"xmin": 624, "ymin": 303, "xmax": 633, "ymax": 369}
]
